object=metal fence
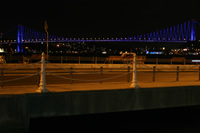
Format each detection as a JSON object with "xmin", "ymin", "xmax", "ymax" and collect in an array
[{"xmin": 1, "ymin": 63, "xmax": 200, "ymax": 88}]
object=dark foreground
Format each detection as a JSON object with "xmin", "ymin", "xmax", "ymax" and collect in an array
[{"xmin": 30, "ymin": 106, "xmax": 200, "ymax": 133}]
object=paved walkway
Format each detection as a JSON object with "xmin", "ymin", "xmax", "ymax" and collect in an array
[{"xmin": 1, "ymin": 81, "xmax": 200, "ymax": 95}]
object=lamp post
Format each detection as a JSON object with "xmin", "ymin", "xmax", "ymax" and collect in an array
[
  {"xmin": 44, "ymin": 21, "xmax": 49, "ymax": 62},
  {"xmin": 130, "ymin": 53, "xmax": 140, "ymax": 89}
]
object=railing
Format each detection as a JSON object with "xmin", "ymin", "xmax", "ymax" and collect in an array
[
  {"xmin": 0, "ymin": 62, "xmax": 41, "ymax": 88},
  {"xmin": 46, "ymin": 65, "xmax": 132, "ymax": 84},
  {"xmin": 0, "ymin": 61, "xmax": 133, "ymax": 89},
  {"xmin": 1, "ymin": 53, "xmax": 200, "ymax": 92},
  {"xmin": 137, "ymin": 64, "xmax": 200, "ymax": 82},
  {"xmin": 1, "ymin": 63, "xmax": 200, "ymax": 86}
]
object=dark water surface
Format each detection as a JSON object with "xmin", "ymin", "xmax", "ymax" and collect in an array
[{"xmin": 29, "ymin": 106, "xmax": 200, "ymax": 133}]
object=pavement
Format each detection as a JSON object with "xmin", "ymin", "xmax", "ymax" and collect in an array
[{"xmin": 1, "ymin": 80, "xmax": 200, "ymax": 95}]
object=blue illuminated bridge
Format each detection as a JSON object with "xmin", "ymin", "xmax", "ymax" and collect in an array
[{"xmin": 0, "ymin": 19, "xmax": 199, "ymax": 52}]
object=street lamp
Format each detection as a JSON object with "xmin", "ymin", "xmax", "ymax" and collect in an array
[{"xmin": 44, "ymin": 20, "xmax": 49, "ymax": 62}]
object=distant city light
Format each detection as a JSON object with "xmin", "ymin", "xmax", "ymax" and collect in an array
[
  {"xmin": 0, "ymin": 48, "xmax": 4, "ymax": 53},
  {"xmin": 192, "ymin": 60, "xmax": 200, "ymax": 63}
]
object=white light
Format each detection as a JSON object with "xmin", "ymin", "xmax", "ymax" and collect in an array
[
  {"xmin": 102, "ymin": 51, "xmax": 107, "ymax": 54},
  {"xmin": 192, "ymin": 60, "xmax": 200, "ymax": 63},
  {"xmin": 0, "ymin": 48, "xmax": 4, "ymax": 53}
]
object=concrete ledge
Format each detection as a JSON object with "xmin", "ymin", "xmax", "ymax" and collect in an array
[
  {"xmin": 1, "ymin": 86, "xmax": 200, "ymax": 132},
  {"xmin": 28, "ymin": 86, "xmax": 200, "ymax": 118}
]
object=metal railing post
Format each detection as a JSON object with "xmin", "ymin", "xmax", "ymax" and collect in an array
[
  {"xmin": 36, "ymin": 52, "xmax": 49, "ymax": 93},
  {"xmin": 100, "ymin": 67, "xmax": 103, "ymax": 83},
  {"xmin": 199, "ymin": 66, "xmax": 200, "ymax": 81},
  {"xmin": 70, "ymin": 67, "xmax": 73, "ymax": 84},
  {"xmin": 153, "ymin": 66, "xmax": 156, "ymax": 82},
  {"xmin": 95, "ymin": 57, "xmax": 97, "ymax": 64},
  {"xmin": 61, "ymin": 56, "xmax": 63, "ymax": 63},
  {"xmin": 130, "ymin": 53, "xmax": 139, "ymax": 88},
  {"xmin": 1, "ymin": 67, "xmax": 3, "ymax": 88},
  {"xmin": 37, "ymin": 67, "xmax": 41, "ymax": 86},
  {"xmin": 176, "ymin": 66, "xmax": 179, "ymax": 81},
  {"xmin": 127, "ymin": 66, "xmax": 130, "ymax": 82}
]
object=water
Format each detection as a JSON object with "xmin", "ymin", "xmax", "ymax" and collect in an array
[{"xmin": 29, "ymin": 106, "xmax": 200, "ymax": 133}]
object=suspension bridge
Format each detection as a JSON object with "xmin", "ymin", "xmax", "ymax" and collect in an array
[
  {"xmin": 0, "ymin": 19, "xmax": 199, "ymax": 53},
  {"xmin": 0, "ymin": 19, "xmax": 200, "ymax": 132}
]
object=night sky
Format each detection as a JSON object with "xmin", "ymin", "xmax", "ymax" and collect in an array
[{"xmin": 1, "ymin": 0, "xmax": 200, "ymax": 38}]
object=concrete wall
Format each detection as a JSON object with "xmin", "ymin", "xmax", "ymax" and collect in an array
[
  {"xmin": 1, "ymin": 86, "xmax": 200, "ymax": 132},
  {"xmin": 0, "ymin": 95, "xmax": 29, "ymax": 133},
  {"xmin": 28, "ymin": 86, "xmax": 200, "ymax": 118}
]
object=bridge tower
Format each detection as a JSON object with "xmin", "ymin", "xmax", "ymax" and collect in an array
[
  {"xmin": 190, "ymin": 19, "xmax": 196, "ymax": 41},
  {"xmin": 17, "ymin": 25, "xmax": 24, "ymax": 53}
]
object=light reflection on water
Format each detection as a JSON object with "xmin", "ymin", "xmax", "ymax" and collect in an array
[{"xmin": 29, "ymin": 106, "xmax": 200, "ymax": 133}]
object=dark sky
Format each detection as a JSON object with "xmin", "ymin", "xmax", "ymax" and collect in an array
[{"xmin": 1, "ymin": 0, "xmax": 200, "ymax": 38}]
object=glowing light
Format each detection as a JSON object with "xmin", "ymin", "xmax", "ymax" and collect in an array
[
  {"xmin": 0, "ymin": 48, "xmax": 4, "ymax": 53},
  {"xmin": 192, "ymin": 60, "xmax": 200, "ymax": 63}
]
